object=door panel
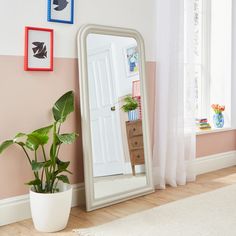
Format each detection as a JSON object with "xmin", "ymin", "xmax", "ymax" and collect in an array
[{"xmin": 88, "ymin": 46, "xmax": 124, "ymax": 177}]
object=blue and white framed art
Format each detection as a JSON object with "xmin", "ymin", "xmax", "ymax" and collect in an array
[
  {"xmin": 48, "ymin": 0, "xmax": 74, "ymax": 24},
  {"xmin": 124, "ymin": 45, "xmax": 139, "ymax": 77}
]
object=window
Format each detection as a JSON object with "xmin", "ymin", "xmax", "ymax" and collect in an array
[{"xmin": 184, "ymin": 0, "xmax": 232, "ymax": 127}]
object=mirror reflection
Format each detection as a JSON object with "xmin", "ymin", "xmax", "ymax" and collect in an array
[{"xmin": 86, "ymin": 33, "xmax": 147, "ymax": 199}]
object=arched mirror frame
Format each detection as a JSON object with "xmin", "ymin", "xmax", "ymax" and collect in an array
[{"xmin": 77, "ymin": 24, "xmax": 154, "ymax": 211}]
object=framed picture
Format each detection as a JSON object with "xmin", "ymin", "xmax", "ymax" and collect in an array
[
  {"xmin": 124, "ymin": 45, "xmax": 139, "ymax": 77},
  {"xmin": 24, "ymin": 27, "xmax": 54, "ymax": 71},
  {"xmin": 48, "ymin": 0, "xmax": 74, "ymax": 24}
]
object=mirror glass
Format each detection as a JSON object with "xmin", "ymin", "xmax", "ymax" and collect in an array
[{"xmin": 86, "ymin": 33, "xmax": 147, "ymax": 199}]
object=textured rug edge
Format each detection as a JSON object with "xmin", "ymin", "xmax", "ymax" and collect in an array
[{"xmin": 73, "ymin": 229, "xmax": 98, "ymax": 236}]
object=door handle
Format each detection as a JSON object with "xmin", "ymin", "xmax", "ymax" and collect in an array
[{"xmin": 111, "ymin": 106, "xmax": 116, "ymax": 111}]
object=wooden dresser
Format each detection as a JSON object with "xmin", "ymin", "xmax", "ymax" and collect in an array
[{"xmin": 126, "ymin": 119, "xmax": 145, "ymax": 175}]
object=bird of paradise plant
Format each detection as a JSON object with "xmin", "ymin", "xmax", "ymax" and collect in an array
[{"xmin": 0, "ymin": 91, "xmax": 78, "ymax": 193}]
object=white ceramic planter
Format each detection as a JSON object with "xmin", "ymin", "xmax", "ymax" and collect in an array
[{"xmin": 29, "ymin": 184, "xmax": 72, "ymax": 233}]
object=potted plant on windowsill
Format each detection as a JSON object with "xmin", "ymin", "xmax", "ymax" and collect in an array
[
  {"xmin": 121, "ymin": 96, "xmax": 139, "ymax": 121},
  {"xmin": 0, "ymin": 91, "xmax": 78, "ymax": 233}
]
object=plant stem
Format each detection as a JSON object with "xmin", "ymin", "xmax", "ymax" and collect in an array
[
  {"xmin": 57, "ymin": 123, "xmax": 61, "ymax": 134},
  {"xmin": 19, "ymin": 145, "xmax": 32, "ymax": 165},
  {"xmin": 56, "ymin": 144, "xmax": 61, "ymax": 159},
  {"xmin": 42, "ymin": 146, "xmax": 47, "ymax": 162},
  {"xmin": 51, "ymin": 178, "xmax": 56, "ymax": 193},
  {"xmin": 34, "ymin": 150, "xmax": 37, "ymax": 162},
  {"xmin": 33, "ymin": 150, "xmax": 42, "ymax": 191},
  {"xmin": 52, "ymin": 122, "xmax": 57, "ymax": 170},
  {"xmin": 41, "ymin": 145, "xmax": 50, "ymax": 192},
  {"xmin": 41, "ymin": 168, "xmax": 44, "ymax": 191}
]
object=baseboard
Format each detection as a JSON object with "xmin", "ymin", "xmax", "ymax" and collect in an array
[
  {"xmin": 0, "ymin": 183, "xmax": 85, "ymax": 227},
  {"xmin": 187, "ymin": 150, "xmax": 236, "ymax": 176},
  {"xmin": 71, "ymin": 183, "xmax": 86, "ymax": 207},
  {"xmin": 1, "ymin": 151, "xmax": 236, "ymax": 227},
  {"xmin": 0, "ymin": 194, "xmax": 31, "ymax": 227},
  {"xmin": 124, "ymin": 163, "xmax": 145, "ymax": 174}
]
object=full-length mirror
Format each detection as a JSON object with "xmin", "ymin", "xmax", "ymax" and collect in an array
[{"xmin": 78, "ymin": 24, "xmax": 154, "ymax": 211}]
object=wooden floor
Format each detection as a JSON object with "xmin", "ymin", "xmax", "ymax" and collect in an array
[{"xmin": 1, "ymin": 166, "xmax": 236, "ymax": 235}]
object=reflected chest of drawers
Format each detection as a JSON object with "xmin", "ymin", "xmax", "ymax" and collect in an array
[{"xmin": 126, "ymin": 119, "xmax": 145, "ymax": 176}]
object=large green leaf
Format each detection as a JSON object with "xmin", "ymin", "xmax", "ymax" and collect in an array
[
  {"xmin": 31, "ymin": 160, "xmax": 45, "ymax": 171},
  {"xmin": 13, "ymin": 133, "xmax": 27, "ymax": 145},
  {"xmin": 33, "ymin": 125, "xmax": 53, "ymax": 136},
  {"xmin": 50, "ymin": 144, "xmax": 55, "ymax": 160},
  {"xmin": 52, "ymin": 91, "xmax": 74, "ymax": 123},
  {"xmin": 31, "ymin": 160, "xmax": 52, "ymax": 171},
  {"xmin": 26, "ymin": 179, "xmax": 41, "ymax": 186},
  {"xmin": 26, "ymin": 133, "xmax": 49, "ymax": 151},
  {"xmin": 0, "ymin": 140, "xmax": 14, "ymax": 154},
  {"xmin": 44, "ymin": 160, "xmax": 52, "ymax": 168},
  {"xmin": 57, "ymin": 175, "xmax": 70, "ymax": 184},
  {"xmin": 26, "ymin": 139, "xmax": 38, "ymax": 151},
  {"xmin": 56, "ymin": 133, "xmax": 78, "ymax": 144},
  {"xmin": 16, "ymin": 142, "xmax": 26, "ymax": 147},
  {"xmin": 56, "ymin": 158, "xmax": 70, "ymax": 169},
  {"xmin": 14, "ymin": 133, "xmax": 26, "ymax": 140},
  {"xmin": 55, "ymin": 158, "xmax": 71, "ymax": 175}
]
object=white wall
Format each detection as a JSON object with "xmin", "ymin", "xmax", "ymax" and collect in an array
[{"xmin": 0, "ymin": 0, "xmax": 156, "ymax": 60}]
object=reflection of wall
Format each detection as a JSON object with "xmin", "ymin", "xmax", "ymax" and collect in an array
[{"xmin": 87, "ymin": 34, "xmax": 139, "ymax": 98}]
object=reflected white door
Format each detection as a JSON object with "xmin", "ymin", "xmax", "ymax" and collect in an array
[{"xmin": 88, "ymin": 46, "xmax": 124, "ymax": 177}]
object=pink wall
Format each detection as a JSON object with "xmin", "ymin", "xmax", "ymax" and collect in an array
[
  {"xmin": 196, "ymin": 130, "xmax": 236, "ymax": 157},
  {"xmin": 0, "ymin": 56, "xmax": 83, "ymax": 199},
  {"xmin": 0, "ymin": 57, "xmax": 235, "ymax": 199}
]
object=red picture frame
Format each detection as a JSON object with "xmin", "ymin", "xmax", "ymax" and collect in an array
[{"xmin": 24, "ymin": 26, "xmax": 54, "ymax": 71}]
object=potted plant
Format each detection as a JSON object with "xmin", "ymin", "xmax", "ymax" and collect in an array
[
  {"xmin": 121, "ymin": 96, "xmax": 139, "ymax": 121},
  {"xmin": 0, "ymin": 91, "xmax": 78, "ymax": 232}
]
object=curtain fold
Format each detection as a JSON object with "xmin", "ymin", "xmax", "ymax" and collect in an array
[{"xmin": 153, "ymin": 0, "xmax": 196, "ymax": 189}]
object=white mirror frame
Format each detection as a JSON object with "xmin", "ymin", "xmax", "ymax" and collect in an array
[{"xmin": 77, "ymin": 24, "xmax": 154, "ymax": 211}]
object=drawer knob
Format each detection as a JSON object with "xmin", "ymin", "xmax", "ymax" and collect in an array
[
  {"xmin": 137, "ymin": 155, "xmax": 140, "ymax": 158},
  {"xmin": 135, "ymin": 142, "xmax": 138, "ymax": 145},
  {"xmin": 133, "ymin": 128, "xmax": 136, "ymax": 131},
  {"xmin": 111, "ymin": 106, "xmax": 116, "ymax": 111}
]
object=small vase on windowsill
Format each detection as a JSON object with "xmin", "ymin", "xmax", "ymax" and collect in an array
[
  {"xmin": 213, "ymin": 112, "xmax": 224, "ymax": 128},
  {"xmin": 211, "ymin": 104, "xmax": 225, "ymax": 129}
]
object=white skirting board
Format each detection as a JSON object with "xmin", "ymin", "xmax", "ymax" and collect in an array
[
  {"xmin": 187, "ymin": 150, "xmax": 236, "ymax": 176},
  {"xmin": 123, "ymin": 163, "xmax": 145, "ymax": 174},
  {"xmin": 1, "ymin": 150, "xmax": 236, "ymax": 227}
]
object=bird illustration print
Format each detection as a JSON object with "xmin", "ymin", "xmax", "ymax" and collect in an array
[
  {"xmin": 53, "ymin": 0, "xmax": 69, "ymax": 11},
  {"xmin": 32, "ymin": 42, "xmax": 47, "ymax": 59}
]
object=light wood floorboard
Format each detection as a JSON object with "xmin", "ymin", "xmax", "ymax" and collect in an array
[{"xmin": 1, "ymin": 166, "xmax": 236, "ymax": 235}]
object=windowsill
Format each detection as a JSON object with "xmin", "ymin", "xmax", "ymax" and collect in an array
[{"xmin": 196, "ymin": 127, "xmax": 235, "ymax": 135}]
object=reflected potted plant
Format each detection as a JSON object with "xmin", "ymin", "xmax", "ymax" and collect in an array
[
  {"xmin": 211, "ymin": 104, "xmax": 225, "ymax": 128},
  {"xmin": 0, "ymin": 91, "xmax": 78, "ymax": 232},
  {"xmin": 121, "ymin": 96, "xmax": 138, "ymax": 121}
]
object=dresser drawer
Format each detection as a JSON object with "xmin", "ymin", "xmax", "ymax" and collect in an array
[
  {"xmin": 130, "ymin": 149, "xmax": 145, "ymax": 164},
  {"xmin": 126, "ymin": 121, "xmax": 143, "ymax": 137},
  {"xmin": 128, "ymin": 136, "xmax": 143, "ymax": 150}
]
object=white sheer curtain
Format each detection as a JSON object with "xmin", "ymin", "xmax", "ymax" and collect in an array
[{"xmin": 153, "ymin": 0, "xmax": 196, "ymax": 189}]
